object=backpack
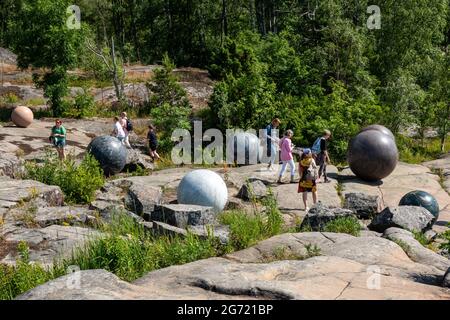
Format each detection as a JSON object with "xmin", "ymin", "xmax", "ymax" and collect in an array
[
  {"xmin": 304, "ymin": 161, "xmax": 318, "ymax": 181},
  {"xmin": 126, "ymin": 119, "xmax": 133, "ymax": 132},
  {"xmin": 311, "ymin": 137, "xmax": 322, "ymax": 154}
]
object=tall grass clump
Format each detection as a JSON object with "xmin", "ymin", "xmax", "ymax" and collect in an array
[
  {"xmin": 0, "ymin": 242, "xmax": 56, "ymax": 300},
  {"xmin": 24, "ymin": 152, "xmax": 105, "ymax": 204},
  {"xmin": 219, "ymin": 189, "xmax": 284, "ymax": 250},
  {"xmin": 323, "ymin": 216, "xmax": 361, "ymax": 236},
  {"xmin": 57, "ymin": 212, "xmax": 226, "ymax": 282}
]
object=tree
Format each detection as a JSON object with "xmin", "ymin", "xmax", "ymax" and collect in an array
[
  {"xmin": 146, "ymin": 54, "xmax": 192, "ymax": 152},
  {"xmin": 10, "ymin": 0, "xmax": 84, "ymax": 116}
]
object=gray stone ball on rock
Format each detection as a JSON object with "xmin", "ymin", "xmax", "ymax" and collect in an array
[
  {"xmin": 177, "ymin": 169, "xmax": 228, "ymax": 213},
  {"xmin": 359, "ymin": 124, "xmax": 395, "ymax": 140},
  {"xmin": 347, "ymin": 128, "xmax": 398, "ymax": 181},
  {"xmin": 87, "ymin": 135, "xmax": 127, "ymax": 176}
]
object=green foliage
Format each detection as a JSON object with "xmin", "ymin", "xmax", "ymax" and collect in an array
[
  {"xmin": 64, "ymin": 88, "xmax": 96, "ymax": 119},
  {"xmin": 219, "ymin": 192, "xmax": 284, "ymax": 250},
  {"xmin": 146, "ymin": 54, "xmax": 192, "ymax": 153},
  {"xmin": 10, "ymin": 0, "xmax": 85, "ymax": 117},
  {"xmin": 24, "ymin": 152, "xmax": 105, "ymax": 204},
  {"xmin": 397, "ymin": 136, "xmax": 449, "ymax": 164},
  {"xmin": 323, "ymin": 217, "xmax": 361, "ymax": 236},
  {"xmin": 440, "ymin": 229, "xmax": 450, "ymax": 253},
  {"xmin": 412, "ymin": 231, "xmax": 430, "ymax": 246},
  {"xmin": 0, "ymin": 242, "xmax": 55, "ymax": 300}
]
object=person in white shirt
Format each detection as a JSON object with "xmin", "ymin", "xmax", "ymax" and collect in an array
[
  {"xmin": 112, "ymin": 116, "xmax": 125, "ymax": 143},
  {"xmin": 120, "ymin": 112, "xmax": 132, "ymax": 149}
]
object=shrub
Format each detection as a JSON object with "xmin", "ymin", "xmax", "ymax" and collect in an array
[
  {"xmin": 25, "ymin": 153, "xmax": 105, "ymax": 204},
  {"xmin": 323, "ymin": 217, "xmax": 361, "ymax": 236},
  {"xmin": 0, "ymin": 242, "xmax": 55, "ymax": 300},
  {"xmin": 60, "ymin": 212, "xmax": 226, "ymax": 282},
  {"xmin": 146, "ymin": 54, "xmax": 192, "ymax": 153},
  {"xmin": 65, "ymin": 88, "xmax": 95, "ymax": 119},
  {"xmin": 440, "ymin": 229, "xmax": 450, "ymax": 253}
]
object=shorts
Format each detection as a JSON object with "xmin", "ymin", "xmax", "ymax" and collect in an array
[
  {"xmin": 298, "ymin": 179, "xmax": 317, "ymax": 193},
  {"xmin": 53, "ymin": 139, "xmax": 66, "ymax": 149},
  {"xmin": 149, "ymin": 143, "xmax": 157, "ymax": 152}
]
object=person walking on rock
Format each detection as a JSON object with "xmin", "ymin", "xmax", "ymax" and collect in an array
[
  {"xmin": 112, "ymin": 116, "xmax": 126, "ymax": 143},
  {"xmin": 264, "ymin": 118, "xmax": 281, "ymax": 171},
  {"xmin": 147, "ymin": 124, "xmax": 160, "ymax": 160},
  {"xmin": 50, "ymin": 119, "xmax": 67, "ymax": 161},
  {"xmin": 298, "ymin": 148, "xmax": 318, "ymax": 212},
  {"xmin": 277, "ymin": 130, "xmax": 296, "ymax": 184},
  {"xmin": 120, "ymin": 112, "xmax": 133, "ymax": 149},
  {"xmin": 311, "ymin": 129, "xmax": 332, "ymax": 183}
]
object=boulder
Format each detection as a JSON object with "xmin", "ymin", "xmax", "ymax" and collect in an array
[
  {"xmin": 18, "ymin": 244, "xmax": 450, "ymax": 300},
  {"xmin": 444, "ymin": 268, "xmax": 450, "ymax": 288},
  {"xmin": 383, "ymin": 227, "xmax": 450, "ymax": 272},
  {"xmin": 125, "ymin": 183, "xmax": 162, "ymax": 219},
  {"xmin": 1, "ymin": 225, "xmax": 102, "ymax": 268},
  {"xmin": 151, "ymin": 204, "xmax": 216, "ymax": 228},
  {"xmin": 0, "ymin": 176, "xmax": 64, "ymax": 210},
  {"xmin": 344, "ymin": 192, "xmax": 382, "ymax": 219},
  {"xmin": 124, "ymin": 149, "xmax": 154, "ymax": 172},
  {"xmin": 369, "ymin": 206, "xmax": 435, "ymax": 233},
  {"xmin": 300, "ymin": 202, "xmax": 355, "ymax": 231},
  {"xmin": 0, "ymin": 153, "xmax": 24, "ymax": 178},
  {"xmin": 8, "ymin": 206, "xmax": 91, "ymax": 228},
  {"xmin": 237, "ymin": 180, "xmax": 267, "ymax": 201}
]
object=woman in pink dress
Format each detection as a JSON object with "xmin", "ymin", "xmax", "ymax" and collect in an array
[{"xmin": 277, "ymin": 130, "xmax": 296, "ymax": 184}]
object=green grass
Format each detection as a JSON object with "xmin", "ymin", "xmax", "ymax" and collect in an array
[
  {"xmin": 299, "ymin": 216, "xmax": 361, "ymax": 236},
  {"xmin": 440, "ymin": 227, "xmax": 450, "ymax": 253},
  {"xmin": 323, "ymin": 217, "xmax": 361, "ymax": 236},
  {"xmin": 0, "ymin": 192, "xmax": 285, "ymax": 300},
  {"xmin": 397, "ymin": 135, "xmax": 449, "ymax": 164},
  {"xmin": 219, "ymin": 190, "xmax": 284, "ymax": 250},
  {"xmin": 0, "ymin": 213, "xmax": 228, "ymax": 300},
  {"xmin": 24, "ymin": 152, "xmax": 105, "ymax": 204}
]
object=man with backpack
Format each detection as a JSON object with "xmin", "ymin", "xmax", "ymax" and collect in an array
[
  {"xmin": 264, "ymin": 118, "xmax": 281, "ymax": 171},
  {"xmin": 120, "ymin": 112, "xmax": 133, "ymax": 149},
  {"xmin": 311, "ymin": 129, "xmax": 331, "ymax": 183}
]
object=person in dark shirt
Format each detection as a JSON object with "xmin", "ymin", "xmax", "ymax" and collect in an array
[
  {"xmin": 265, "ymin": 118, "xmax": 281, "ymax": 170},
  {"xmin": 147, "ymin": 124, "xmax": 160, "ymax": 160},
  {"xmin": 315, "ymin": 130, "xmax": 332, "ymax": 183}
]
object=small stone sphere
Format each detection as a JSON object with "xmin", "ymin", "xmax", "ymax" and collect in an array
[
  {"xmin": 11, "ymin": 106, "xmax": 34, "ymax": 128},
  {"xmin": 227, "ymin": 132, "xmax": 262, "ymax": 165},
  {"xmin": 177, "ymin": 169, "xmax": 228, "ymax": 213},
  {"xmin": 359, "ymin": 124, "xmax": 395, "ymax": 140},
  {"xmin": 87, "ymin": 135, "xmax": 128, "ymax": 176},
  {"xmin": 399, "ymin": 190, "xmax": 439, "ymax": 222},
  {"xmin": 347, "ymin": 129, "xmax": 398, "ymax": 181}
]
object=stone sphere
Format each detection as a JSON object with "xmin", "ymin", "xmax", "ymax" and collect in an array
[
  {"xmin": 359, "ymin": 124, "xmax": 395, "ymax": 140},
  {"xmin": 177, "ymin": 169, "xmax": 228, "ymax": 212},
  {"xmin": 227, "ymin": 132, "xmax": 262, "ymax": 165},
  {"xmin": 11, "ymin": 106, "xmax": 34, "ymax": 128},
  {"xmin": 347, "ymin": 129, "xmax": 398, "ymax": 181},
  {"xmin": 399, "ymin": 190, "xmax": 439, "ymax": 222},
  {"xmin": 87, "ymin": 136, "xmax": 127, "ymax": 176}
]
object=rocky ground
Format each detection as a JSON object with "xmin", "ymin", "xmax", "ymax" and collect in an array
[{"xmin": 0, "ymin": 119, "xmax": 449, "ymax": 300}]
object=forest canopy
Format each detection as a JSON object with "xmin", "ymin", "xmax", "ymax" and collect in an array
[{"xmin": 0, "ymin": 0, "xmax": 449, "ymax": 161}]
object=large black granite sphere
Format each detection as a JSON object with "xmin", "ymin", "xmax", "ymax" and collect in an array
[
  {"xmin": 347, "ymin": 129, "xmax": 398, "ymax": 181},
  {"xmin": 399, "ymin": 190, "xmax": 439, "ymax": 222},
  {"xmin": 87, "ymin": 136, "xmax": 127, "ymax": 176},
  {"xmin": 359, "ymin": 125, "xmax": 395, "ymax": 140}
]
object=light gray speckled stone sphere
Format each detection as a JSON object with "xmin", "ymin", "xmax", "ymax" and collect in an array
[{"xmin": 177, "ymin": 169, "xmax": 228, "ymax": 213}]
